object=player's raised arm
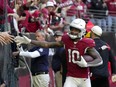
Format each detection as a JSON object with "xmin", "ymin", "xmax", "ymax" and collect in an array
[
  {"xmin": 31, "ymin": 40, "xmax": 64, "ymax": 48},
  {"xmin": 14, "ymin": 35, "xmax": 64, "ymax": 48}
]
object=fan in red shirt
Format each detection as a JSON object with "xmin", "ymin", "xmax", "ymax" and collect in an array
[
  {"xmin": 26, "ymin": 9, "xmax": 42, "ymax": 32},
  {"xmin": 106, "ymin": 0, "xmax": 116, "ymax": 32},
  {"xmin": 0, "ymin": 0, "xmax": 19, "ymax": 32}
]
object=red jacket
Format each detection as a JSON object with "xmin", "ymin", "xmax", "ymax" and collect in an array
[{"xmin": 106, "ymin": 0, "xmax": 116, "ymax": 16}]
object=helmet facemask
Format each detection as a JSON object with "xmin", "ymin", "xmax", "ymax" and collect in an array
[{"xmin": 68, "ymin": 26, "xmax": 83, "ymax": 40}]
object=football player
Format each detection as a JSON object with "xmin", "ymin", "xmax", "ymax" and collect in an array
[{"xmin": 15, "ymin": 18, "xmax": 103, "ymax": 87}]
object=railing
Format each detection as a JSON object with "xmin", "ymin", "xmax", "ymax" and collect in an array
[{"xmin": 85, "ymin": 9, "xmax": 116, "ymax": 32}]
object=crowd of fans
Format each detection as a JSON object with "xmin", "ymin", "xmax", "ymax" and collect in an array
[{"xmin": 0, "ymin": 0, "xmax": 116, "ymax": 35}]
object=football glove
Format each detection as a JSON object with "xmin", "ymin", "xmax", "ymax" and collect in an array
[
  {"xmin": 15, "ymin": 35, "xmax": 31, "ymax": 46},
  {"xmin": 73, "ymin": 56, "xmax": 88, "ymax": 67}
]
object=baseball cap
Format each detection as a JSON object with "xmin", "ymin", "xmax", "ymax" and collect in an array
[
  {"xmin": 54, "ymin": 31, "xmax": 63, "ymax": 36},
  {"xmin": 46, "ymin": 1, "xmax": 54, "ymax": 7}
]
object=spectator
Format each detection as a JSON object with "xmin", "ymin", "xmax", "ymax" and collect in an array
[
  {"xmin": 41, "ymin": 1, "xmax": 55, "ymax": 35},
  {"xmin": 106, "ymin": 0, "xmax": 116, "ymax": 32},
  {"xmin": 40, "ymin": 8, "xmax": 49, "ymax": 29},
  {"xmin": 89, "ymin": 0, "xmax": 108, "ymax": 31},
  {"xmin": 16, "ymin": 0, "xmax": 41, "ymax": 33},
  {"xmin": 42, "ymin": 1, "xmax": 65, "ymax": 35},
  {"xmin": 74, "ymin": 0, "xmax": 88, "ymax": 19},
  {"xmin": 51, "ymin": 31, "xmax": 64, "ymax": 87},
  {"xmin": 64, "ymin": 0, "xmax": 76, "ymax": 24},
  {"xmin": 49, "ymin": 14, "xmax": 64, "ymax": 32},
  {"xmin": 65, "ymin": 0, "xmax": 87, "ymax": 21},
  {"xmin": 0, "ymin": 0, "xmax": 19, "ymax": 32},
  {"xmin": 15, "ymin": 0, "xmax": 24, "ymax": 15},
  {"xmin": 15, "ymin": 18, "xmax": 103, "ymax": 87},
  {"xmin": 45, "ymin": 1, "xmax": 56, "ymax": 24},
  {"xmin": 13, "ymin": 30, "xmax": 50, "ymax": 87},
  {"xmin": 26, "ymin": 8, "xmax": 42, "ymax": 32},
  {"xmin": 90, "ymin": 25, "xmax": 116, "ymax": 87}
]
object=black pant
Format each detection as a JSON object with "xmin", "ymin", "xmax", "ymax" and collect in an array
[{"xmin": 91, "ymin": 77, "xmax": 109, "ymax": 87}]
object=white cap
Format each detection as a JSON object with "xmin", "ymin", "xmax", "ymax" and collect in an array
[
  {"xmin": 91, "ymin": 26, "xmax": 102, "ymax": 36},
  {"xmin": 46, "ymin": 1, "xmax": 54, "ymax": 7}
]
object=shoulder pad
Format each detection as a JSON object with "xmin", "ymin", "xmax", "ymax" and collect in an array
[
  {"xmin": 62, "ymin": 33, "xmax": 69, "ymax": 42},
  {"xmin": 81, "ymin": 38, "xmax": 95, "ymax": 47}
]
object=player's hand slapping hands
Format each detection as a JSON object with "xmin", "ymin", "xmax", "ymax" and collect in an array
[{"xmin": 14, "ymin": 35, "xmax": 31, "ymax": 46}]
